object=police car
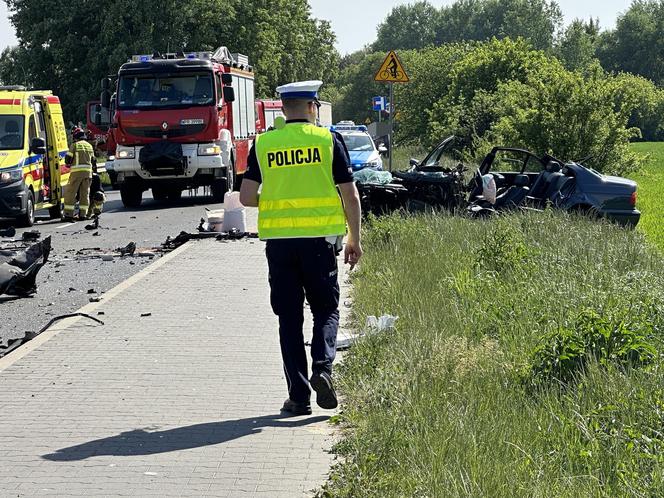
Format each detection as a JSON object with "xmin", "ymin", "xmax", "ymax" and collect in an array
[{"xmin": 331, "ymin": 122, "xmax": 383, "ymax": 171}]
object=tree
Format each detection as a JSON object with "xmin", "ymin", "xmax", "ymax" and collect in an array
[
  {"xmin": 597, "ymin": 0, "xmax": 664, "ymax": 85},
  {"xmin": 373, "ymin": 1, "xmax": 440, "ymax": 51},
  {"xmin": 555, "ymin": 18, "xmax": 600, "ymax": 70},
  {"xmin": 2, "ymin": 0, "xmax": 338, "ymax": 119},
  {"xmin": 436, "ymin": 0, "xmax": 563, "ymax": 50}
]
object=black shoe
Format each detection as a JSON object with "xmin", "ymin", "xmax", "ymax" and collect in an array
[
  {"xmin": 310, "ymin": 371, "xmax": 338, "ymax": 409},
  {"xmin": 281, "ymin": 398, "xmax": 312, "ymax": 416}
]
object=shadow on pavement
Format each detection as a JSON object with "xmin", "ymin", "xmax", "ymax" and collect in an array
[{"xmin": 42, "ymin": 413, "xmax": 328, "ymax": 461}]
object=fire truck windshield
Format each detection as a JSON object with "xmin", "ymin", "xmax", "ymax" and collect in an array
[{"xmin": 118, "ymin": 72, "xmax": 214, "ymax": 109}]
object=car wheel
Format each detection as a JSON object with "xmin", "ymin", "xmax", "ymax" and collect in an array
[
  {"xmin": 120, "ymin": 183, "xmax": 142, "ymax": 208},
  {"xmin": 18, "ymin": 190, "xmax": 35, "ymax": 227}
]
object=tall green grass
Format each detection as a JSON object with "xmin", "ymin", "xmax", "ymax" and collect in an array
[
  {"xmin": 323, "ymin": 211, "xmax": 664, "ymax": 497},
  {"xmin": 630, "ymin": 142, "xmax": 664, "ymax": 252}
]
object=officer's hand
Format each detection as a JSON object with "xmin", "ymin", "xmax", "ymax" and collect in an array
[{"xmin": 344, "ymin": 240, "xmax": 363, "ymax": 270}]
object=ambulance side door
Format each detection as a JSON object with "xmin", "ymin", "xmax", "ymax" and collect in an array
[{"xmin": 26, "ymin": 112, "xmax": 48, "ymax": 203}]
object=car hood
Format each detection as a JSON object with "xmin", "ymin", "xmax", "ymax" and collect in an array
[
  {"xmin": 0, "ymin": 151, "xmax": 25, "ymax": 170},
  {"xmin": 349, "ymin": 150, "xmax": 380, "ymax": 168}
]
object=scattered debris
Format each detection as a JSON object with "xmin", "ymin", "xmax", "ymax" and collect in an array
[
  {"xmin": 89, "ymin": 297, "xmax": 101, "ymax": 303},
  {"xmin": 116, "ymin": 242, "xmax": 136, "ymax": 257},
  {"xmin": 0, "ymin": 227, "xmax": 16, "ymax": 238},
  {"xmin": 140, "ymin": 312, "xmax": 152, "ymax": 317},
  {"xmin": 87, "ymin": 289, "xmax": 96, "ymax": 294},
  {"xmin": 0, "ymin": 312, "xmax": 104, "ymax": 359},
  {"xmin": 21, "ymin": 230, "xmax": 41, "ymax": 242},
  {"xmin": 0, "ymin": 237, "xmax": 52, "ymax": 297}
]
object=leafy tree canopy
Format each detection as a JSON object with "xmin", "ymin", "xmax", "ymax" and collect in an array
[{"xmin": 1, "ymin": 0, "xmax": 338, "ymax": 120}]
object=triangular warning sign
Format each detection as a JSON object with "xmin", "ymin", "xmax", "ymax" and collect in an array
[{"xmin": 374, "ymin": 51, "xmax": 410, "ymax": 83}]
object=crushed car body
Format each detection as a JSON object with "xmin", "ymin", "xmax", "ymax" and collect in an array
[{"xmin": 355, "ymin": 136, "xmax": 640, "ymax": 227}]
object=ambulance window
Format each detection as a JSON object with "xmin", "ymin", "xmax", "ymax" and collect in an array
[{"xmin": 28, "ymin": 115, "xmax": 37, "ymax": 142}]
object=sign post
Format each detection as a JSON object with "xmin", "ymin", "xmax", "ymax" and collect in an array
[{"xmin": 374, "ymin": 51, "xmax": 409, "ymax": 171}]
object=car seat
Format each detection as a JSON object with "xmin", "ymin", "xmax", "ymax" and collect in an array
[
  {"xmin": 529, "ymin": 161, "xmax": 561, "ymax": 199},
  {"xmin": 494, "ymin": 174, "xmax": 530, "ymax": 209}
]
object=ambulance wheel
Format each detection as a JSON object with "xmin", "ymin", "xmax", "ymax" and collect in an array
[
  {"xmin": 48, "ymin": 202, "xmax": 64, "ymax": 219},
  {"xmin": 18, "ymin": 191, "xmax": 35, "ymax": 227},
  {"xmin": 120, "ymin": 184, "xmax": 142, "ymax": 208},
  {"xmin": 211, "ymin": 178, "xmax": 229, "ymax": 202}
]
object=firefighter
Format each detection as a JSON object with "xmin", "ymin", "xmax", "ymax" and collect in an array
[
  {"xmin": 239, "ymin": 80, "xmax": 363, "ymax": 416},
  {"xmin": 63, "ymin": 129, "xmax": 96, "ymax": 221},
  {"xmin": 86, "ymin": 161, "xmax": 106, "ymax": 219}
]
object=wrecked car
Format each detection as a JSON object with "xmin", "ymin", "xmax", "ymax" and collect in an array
[{"xmin": 355, "ymin": 136, "xmax": 641, "ymax": 227}]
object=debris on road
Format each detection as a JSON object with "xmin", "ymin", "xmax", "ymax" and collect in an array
[
  {"xmin": 0, "ymin": 227, "xmax": 16, "ymax": 238},
  {"xmin": 116, "ymin": 242, "xmax": 136, "ymax": 257},
  {"xmin": 21, "ymin": 230, "xmax": 41, "ymax": 242},
  {"xmin": 162, "ymin": 230, "xmax": 258, "ymax": 251},
  {"xmin": 0, "ymin": 236, "xmax": 52, "ymax": 297},
  {"xmin": 140, "ymin": 312, "xmax": 152, "ymax": 317}
]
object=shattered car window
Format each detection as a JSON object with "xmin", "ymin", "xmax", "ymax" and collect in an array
[
  {"xmin": 493, "ymin": 150, "xmax": 528, "ymax": 172},
  {"xmin": 422, "ymin": 142, "xmax": 464, "ymax": 170}
]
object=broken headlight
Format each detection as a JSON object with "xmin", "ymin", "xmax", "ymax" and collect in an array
[{"xmin": 0, "ymin": 167, "xmax": 23, "ymax": 183}]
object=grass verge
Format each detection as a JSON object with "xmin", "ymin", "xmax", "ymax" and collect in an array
[
  {"xmin": 630, "ymin": 142, "xmax": 664, "ymax": 253},
  {"xmin": 323, "ymin": 211, "xmax": 664, "ymax": 497}
]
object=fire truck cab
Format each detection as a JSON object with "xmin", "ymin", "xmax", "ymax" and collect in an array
[
  {"xmin": 101, "ymin": 47, "xmax": 256, "ymax": 207},
  {"xmin": 0, "ymin": 87, "xmax": 70, "ymax": 226}
]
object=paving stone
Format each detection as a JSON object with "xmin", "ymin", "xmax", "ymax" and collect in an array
[{"xmin": 0, "ymin": 224, "xmax": 350, "ymax": 497}]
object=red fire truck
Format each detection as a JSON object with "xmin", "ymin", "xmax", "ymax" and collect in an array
[
  {"xmin": 98, "ymin": 47, "xmax": 257, "ymax": 207},
  {"xmin": 86, "ymin": 100, "xmax": 116, "ymax": 154}
]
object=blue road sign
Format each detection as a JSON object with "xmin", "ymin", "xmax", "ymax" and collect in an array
[{"xmin": 372, "ymin": 96, "xmax": 386, "ymax": 111}]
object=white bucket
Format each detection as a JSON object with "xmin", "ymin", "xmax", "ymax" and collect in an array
[
  {"xmin": 222, "ymin": 192, "xmax": 246, "ymax": 232},
  {"xmin": 222, "ymin": 209, "xmax": 246, "ymax": 232},
  {"xmin": 206, "ymin": 209, "xmax": 225, "ymax": 232}
]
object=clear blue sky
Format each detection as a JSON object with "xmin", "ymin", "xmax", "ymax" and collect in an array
[{"xmin": 0, "ymin": 1, "xmax": 632, "ymax": 54}]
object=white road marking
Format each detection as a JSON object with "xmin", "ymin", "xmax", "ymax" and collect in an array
[{"xmin": 55, "ymin": 222, "xmax": 76, "ymax": 229}]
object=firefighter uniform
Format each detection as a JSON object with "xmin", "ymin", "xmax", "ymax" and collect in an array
[
  {"xmin": 64, "ymin": 134, "xmax": 95, "ymax": 220},
  {"xmin": 244, "ymin": 81, "xmax": 354, "ymax": 413}
]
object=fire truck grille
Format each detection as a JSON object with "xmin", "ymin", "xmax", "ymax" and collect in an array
[{"xmin": 125, "ymin": 125, "xmax": 205, "ymax": 138}]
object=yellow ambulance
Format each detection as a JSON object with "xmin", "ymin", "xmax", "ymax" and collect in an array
[{"xmin": 0, "ymin": 86, "xmax": 70, "ymax": 226}]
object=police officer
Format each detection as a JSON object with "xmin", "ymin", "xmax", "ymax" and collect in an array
[
  {"xmin": 240, "ymin": 80, "xmax": 363, "ymax": 416},
  {"xmin": 64, "ymin": 129, "xmax": 96, "ymax": 221}
]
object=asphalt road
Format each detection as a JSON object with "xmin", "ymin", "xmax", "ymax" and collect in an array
[{"xmin": 0, "ymin": 187, "xmax": 225, "ymax": 343}]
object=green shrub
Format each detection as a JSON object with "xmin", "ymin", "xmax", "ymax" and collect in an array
[{"xmin": 528, "ymin": 309, "xmax": 658, "ymax": 387}]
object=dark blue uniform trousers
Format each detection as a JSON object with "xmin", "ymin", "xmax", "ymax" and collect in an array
[{"xmin": 266, "ymin": 238, "xmax": 340, "ymax": 403}]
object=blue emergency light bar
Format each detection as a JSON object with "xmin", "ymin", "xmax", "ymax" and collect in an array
[{"xmin": 331, "ymin": 122, "xmax": 368, "ymax": 133}]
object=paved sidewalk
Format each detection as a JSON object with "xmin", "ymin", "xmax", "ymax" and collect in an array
[{"xmin": 0, "ymin": 219, "xmax": 350, "ymax": 497}]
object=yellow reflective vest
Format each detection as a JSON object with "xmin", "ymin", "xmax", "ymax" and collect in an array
[
  {"xmin": 255, "ymin": 122, "xmax": 346, "ymax": 240},
  {"xmin": 67, "ymin": 140, "xmax": 95, "ymax": 173}
]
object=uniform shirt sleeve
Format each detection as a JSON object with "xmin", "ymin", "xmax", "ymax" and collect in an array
[
  {"xmin": 243, "ymin": 145, "xmax": 262, "ymax": 183},
  {"xmin": 332, "ymin": 132, "xmax": 354, "ymax": 184}
]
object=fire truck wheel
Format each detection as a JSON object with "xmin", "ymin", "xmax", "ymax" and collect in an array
[
  {"xmin": 151, "ymin": 187, "xmax": 169, "ymax": 202},
  {"xmin": 120, "ymin": 184, "xmax": 143, "ymax": 208},
  {"xmin": 18, "ymin": 190, "xmax": 35, "ymax": 227},
  {"xmin": 167, "ymin": 189, "xmax": 182, "ymax": 201},
  {"xmin": 211, "ymin": 178, "xmax": 229, "ymax": 202}
]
